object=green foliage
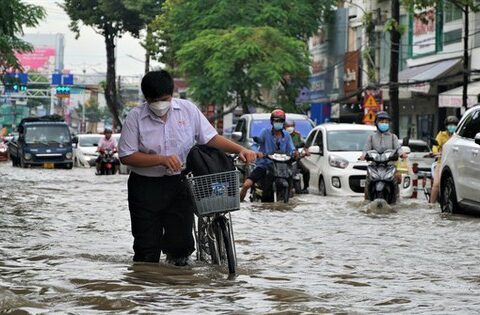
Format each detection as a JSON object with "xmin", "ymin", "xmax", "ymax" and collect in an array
[
  {"xmin": 0, "ymin": 0, "xmax": 45, "ymax": 71},
  {"xmin": 177, "ymin": 26, "xmax": 310, "ymax": 111},
  {"xmin": 153, "ymin": 0, "xmax": 334, "ymax": 112},
  {"xmin": 153, "ymin": 0, "xmax": 335, "ymax": 68},
  {"xmin": 61, "ymin": 0, "xmax": 144, "ymax": 39}
]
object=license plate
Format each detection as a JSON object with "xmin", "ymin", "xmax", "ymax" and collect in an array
[
  {"xmin": 43, "ymin": 163, "xmax": 55, "ymax": 169},
  {"xmin": 360, "ymin": 179, "xmax": 366, "ymax": 187}
]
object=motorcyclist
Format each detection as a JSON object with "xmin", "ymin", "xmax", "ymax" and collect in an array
[
  {"xmin": 284, "ymin": 119, "xmax": 310, "ymax": 194},
  {"xmin": 429, "ymin": 115, "xmax": 459, "ymax": 204},
  {"xmin": 95, "ymin": 128, "xmax": 118, "ymax": 174},
  {"xmin": 359, "ymin": 111, "xmax": 407, "ymax": 200},
  {"xmin": 239, "ymin": 109, "xmax": 295, "ymax": 201}
]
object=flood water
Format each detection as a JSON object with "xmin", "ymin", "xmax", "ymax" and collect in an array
[{"xmin": 1, "ymin": 162, "xmax": 480, "ymax": 314}]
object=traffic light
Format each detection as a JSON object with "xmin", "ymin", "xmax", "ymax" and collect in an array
[
  {"xmin": 56, "ymin": 85, "xmax": 71, "ymax": 97},
  {"xmin": 4, "ymin": 83, "xmax": 27, "ymax": 93}
]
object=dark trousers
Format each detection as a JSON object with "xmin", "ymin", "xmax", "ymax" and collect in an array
[
  {"xmin": 298, "ymin": 160, "xmax": 310, "ymax": 189},
  {"xmin": 128, "ymin": 172, "xmax": 195, "ymax": 262}
]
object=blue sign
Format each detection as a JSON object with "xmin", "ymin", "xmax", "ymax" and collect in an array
[
  {"xmin": 5, "ymin": 73, "xmax": 28, "ymax": 84},
  {"xmin": 51, "ymin": 73, "xmax": 74, "ymax": 85}
]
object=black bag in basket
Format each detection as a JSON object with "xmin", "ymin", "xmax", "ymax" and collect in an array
[{"xmin": 185, "ymin": 144, "xmax": 235, "ymax": 176}]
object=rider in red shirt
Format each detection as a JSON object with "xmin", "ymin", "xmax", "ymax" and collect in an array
[{"xmin": 96, "ymin": 128, "xmax": 118, "ymax": 174}]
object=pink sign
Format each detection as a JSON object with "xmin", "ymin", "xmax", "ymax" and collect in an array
[{"xmin": 16, "ymin": 47, "xmax": 56, "ymax": 72}]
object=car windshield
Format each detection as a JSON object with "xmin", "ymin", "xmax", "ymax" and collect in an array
[
  {"xmin": 409, "ymin": 143, "xmax": 430, "ymax": 152},
  {"xmin": 327, "ymin": 130, "xmax": 375, "ymax": 152},
  {"xmin": 249, "ymin": 119, "xmax": 313, "ymax": 138},
  {"xmin": 79, "ymin": 135, "xmax": 102, "ymax": 147},
  {"xmin": 25, "ymin": 125, "xmax": 71, "ymax": 144}
]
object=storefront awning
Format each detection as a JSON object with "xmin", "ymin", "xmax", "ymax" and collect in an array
[
  {"xmin": 438, "ymin": 81, "xmax": 480, "ymax": 108},
  {"xmin": 398, "ymin": 59, "xmax": 463, "ymax": 94}
]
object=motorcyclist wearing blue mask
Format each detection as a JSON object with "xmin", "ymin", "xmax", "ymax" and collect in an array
[
  {"xmin": 359, "ymin": 111, "xmax": 407, "ymax": 200},
  {"xmin": 240, "ymin": 109, "xmax": 295, "ymax": 201}
]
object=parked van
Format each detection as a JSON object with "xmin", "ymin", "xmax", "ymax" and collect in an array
[{"xmin": 8, "ymin": 115, "xmax": 75, "ymax": 169}]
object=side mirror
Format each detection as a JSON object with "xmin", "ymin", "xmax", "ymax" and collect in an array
[
  {"xmin": 232, "ymin": 131, "xmax": 243, "ymax": 141},
  {"xmin": 308, "ymin": 145, "xmax": 323, "ymax": 155},
  {"xmin": 475, "ymin": 133, "xmax": 480, "ymax": 146},
  {"xmin": 72, "ymin": 136, "xmax": 78, "ymax": 144}
]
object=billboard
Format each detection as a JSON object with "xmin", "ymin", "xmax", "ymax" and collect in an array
[
  {"xmin": 16, "ymin": 47, "xmax": 56, "ymax": 73},
  {"xmin": 413, "ymin": 8, "xmax": 436, "ymax": 56}
]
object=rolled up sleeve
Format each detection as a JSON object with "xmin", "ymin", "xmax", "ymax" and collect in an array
[
  {"xmin": 194, "ymin": 106, "xmax": 217, "ymax": 145},
  {"xmin": 118, "ymin": 110, "xmax": 140, "ymax": 158}
]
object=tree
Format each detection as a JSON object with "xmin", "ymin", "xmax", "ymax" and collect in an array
[
  {"xmin": 154, "ymin": 0, "xmax": 334, "ymax": 69},
  {"xmin": 153, "ymin": 0, "xmax": 334, "ymax": 112},
  {"xmin": 0, "ymin": 0, "xmax": 45, "ymax": 72},
  {"xmin": 177, "ymin": 26, "xmax": 310, "ymax": 113},
  {"xmin": 61, "ymin": 0, "xmax": 144, "ymax": 130}
]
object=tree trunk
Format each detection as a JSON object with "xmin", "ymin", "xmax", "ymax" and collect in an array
[
  {"xmin": 389, "ymin": 0, "xmax": 400, "ymax": 135},
  {"xmin": 462, "ymin": 5, "xmax": 469, "ymax": 110},
  {"xmin": 104, "ymin": 26, "xmax": 122, "ymax": 131},
  {"xmin": 145, "ymin": 26, "xmax": 152, "ymax": 74}
]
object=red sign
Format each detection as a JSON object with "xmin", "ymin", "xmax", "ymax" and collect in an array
[{"xmin": 15, "ymin": 47, "xmax": 56, "ymax": 72}]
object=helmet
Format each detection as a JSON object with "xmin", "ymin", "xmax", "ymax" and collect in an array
[
  {"xmin": 375, "ymin": 111, "xmax": 391, "ymax": 123},
  {"xmin": 284, "ymin": 119, "xmax": 295, "ymax": 126},
  {"xmin": 444, "ymin": 115, "xmax": 459, "ymax": 126},
  {"xmin": 270, "ymin": 109, "xmax": 286, "ymax": 122}
]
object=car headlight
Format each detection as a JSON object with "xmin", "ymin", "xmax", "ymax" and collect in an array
[
  {"xmin": 24, "ymin": 153, "xmax": 32, "ymax": 160},
  {"xmin": 66, "ymin": 152, "xmax": 73, "ymax": 159},
  {"xmin": 328, "ymin": 155, "xmax": 349, "ymax": 169},
  {"xmin": 0, "ymin": 147, "xmax": 6, "ymax": 153}
]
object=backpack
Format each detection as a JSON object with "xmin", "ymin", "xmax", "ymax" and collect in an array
[{"xmin": 185, "ymin": 144, "xmax": 235, "ymax": 176}]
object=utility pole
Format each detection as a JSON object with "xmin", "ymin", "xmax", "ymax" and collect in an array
[
  {"xmin": 389, "ymin": 0, "xmax": 400, "ymax": 135},
  {"xmin": 462, "ymin": 4, "xmax": 469, "ymax": 111}
]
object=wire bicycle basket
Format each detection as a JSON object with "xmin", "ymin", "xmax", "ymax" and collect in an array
[{"xmin": 186, "ymin": 170, "xmax": 240, "ymax": 216}]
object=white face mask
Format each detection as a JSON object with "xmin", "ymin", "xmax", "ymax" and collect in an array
[
  {"xmin": 286, "ymin": 127, "xmax": 295, "ymax": 134},
  {"xmin": 148, "ymin": 101, "xmax": 171, "ymax": 117}
]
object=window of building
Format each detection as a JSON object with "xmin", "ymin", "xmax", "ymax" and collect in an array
[
  {"xmin": 444, "ymin": 29, "xmax": 462, "ymax": 45},
  {"xmin": 444, "ymin": 2, "xmax": 463, "ymax": 23}
]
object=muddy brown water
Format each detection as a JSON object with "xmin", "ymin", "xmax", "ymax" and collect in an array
[{"xmin": 1, "ymin": 162, "xmax": 480, "ymax": 314}]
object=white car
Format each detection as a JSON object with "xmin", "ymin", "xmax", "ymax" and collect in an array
[
  {"xmin": 302, "ymin": 123, "xmax": 413, "ymax": 197},
  {"xmin": 112, "ymin": 133, "xmax": 130, "ymax": 174},
  {"xmin": 440, "ymin": 105, "xmax": 480, "ymax": 213},
  {"xmin": 73, "ymin": 134, "xmax": 103, "ymax": 167}
]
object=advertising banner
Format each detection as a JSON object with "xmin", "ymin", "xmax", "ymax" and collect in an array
[
  {"xmin": 15, "ymin": 47, "xmax": 56, "ymax": 73},
  {"xmin": 412, "ymin": 8, "xmax": 436, "ymax": 56}
]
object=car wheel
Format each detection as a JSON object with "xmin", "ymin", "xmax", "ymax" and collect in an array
[
  {"xmin": 319, "ymin": 176, "xmax": 327, "ymax": 196},
  {"xmin": 441, "ymin": 174, "xmax": 458, "ymax": 214}
]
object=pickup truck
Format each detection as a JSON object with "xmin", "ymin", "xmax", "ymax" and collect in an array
[{"xmin": 8, "ymin": 115, "xmax": 75, "ymax": 169}]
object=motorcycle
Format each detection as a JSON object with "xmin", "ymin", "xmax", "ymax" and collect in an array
[
  {"xmin": 365, "ymin": 149, "xmax": 399, "ymax": 204},
  {"xmin": 250, "ymin": 153, "xmax": 295, "ymax": 203},
  {"xmin": 0, "ymin": 140, "xmax": 9, "ymax": 162},
  {"xmin": 98, "ymin": 149, "xmax": 117, "ymax": 175}
]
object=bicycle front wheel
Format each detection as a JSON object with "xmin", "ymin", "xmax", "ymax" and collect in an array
[{"xmin": 218, "ymin": 217, "xmax": 236, "ymax": 274}]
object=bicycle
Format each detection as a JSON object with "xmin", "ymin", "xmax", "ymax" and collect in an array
[{"xmin": 185, "ymin": 170, "xmax": 240, "ymax": 274}]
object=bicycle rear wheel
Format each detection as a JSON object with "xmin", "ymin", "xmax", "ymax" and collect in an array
[{"xmin": 218, "ymin": 217, "xmax": 236, "ymax": 274}]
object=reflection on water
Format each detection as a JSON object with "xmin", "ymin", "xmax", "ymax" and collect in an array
[{"xmin": 1, "ymin": 163, "xmax": 480, "ymax": 313}]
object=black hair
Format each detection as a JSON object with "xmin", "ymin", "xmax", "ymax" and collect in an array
[{"xmin": 141, "ymin": 70, "xmax": 174, "ymax": 99}]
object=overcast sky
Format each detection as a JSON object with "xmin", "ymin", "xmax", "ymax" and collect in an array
[{"xmin": 23, "ymin": 0, "xmax": 159, "ymax": 77}]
